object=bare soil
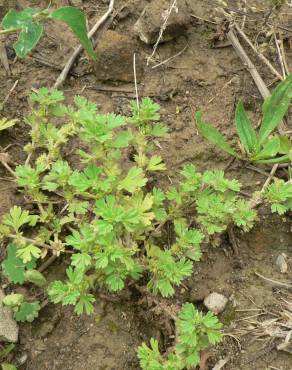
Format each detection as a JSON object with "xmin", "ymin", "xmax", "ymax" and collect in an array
[{"xmin": 0, "ymin": 0, "xmax": 292, "ymax": 369}]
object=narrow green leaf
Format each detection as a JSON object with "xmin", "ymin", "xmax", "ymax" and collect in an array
[
  {"xmin": 0, "ymin": 118, "xmax": 18, "ymax": 131},
  {"xmin": 51, "ymin": 7, "xmax": 96, "ymax": 60},
  {"xmin": 235, "ymin": 101, "xmax": 258, "ymax": 154},
  {"xmin": 258, "ymin": 74, "xmax": 292, "ymax": 144},
  {"xmin": 14, "ymin": 22, "xmax": 43, "ymax": 58},
  {"xmin": 195, "ymin": 112, "xmax": 239, "ymax": 158},
  {"xmin": 255, "ymin": 153, "xmax": 291, "ymax": 164}
]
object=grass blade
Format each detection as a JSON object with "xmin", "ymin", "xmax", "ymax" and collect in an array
[
  {"xmin": 235, "ymin": 101, "xmax": 258, "ymax": 154},
  {"xmin": 195, "ymin": 112, "xmax": 239, "ymax": 158},
  {"xmin": 255, "ymin": 153, "xmax": 291, "ymax": 164},
  {"xmin": 258, "ymin": 74, "xmax": 292, "ymax": 145}
]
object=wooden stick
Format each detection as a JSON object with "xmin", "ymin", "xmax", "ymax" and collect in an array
[
  {"xmin": 133, "ymin": 53, "xmax": 139, "ymax": 110},
  {"xmin": 234, "ymin": 23, "xmax": 283, "ymax": 81},
  {"xmin": 227, "ymin": 28, "xmax": 286, "ymax": 134},
  {"xmin": 255, "ymin": 272, "xmax": 292, "ymax": 289},
  {"xmin": 274, "ymin": 33, "xmax": 286, "ymax": 79},
  {"xmin": 54, "ymin": 0, "xmax": 115, "ymax": 89}
]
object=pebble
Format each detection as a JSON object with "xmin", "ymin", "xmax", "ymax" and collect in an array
[
  {"xmin": 276, "ymin": 253, "xmax": 288, "ymax": 273},
  {"xmin": 204, "ymin": 292, "xmax": 228, "ymax": 314},
  {"xmin": 0, "ymin": 289, "xmax": 19, "ymax": 343},
  {"xmin": 134, "ymin": 0, "xmax": 191, "ymax": 45}
]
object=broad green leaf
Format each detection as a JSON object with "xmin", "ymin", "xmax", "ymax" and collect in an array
[
  {"xmin": 74, "ymin": 294, "xmax": 95, "ymax": 315},
  {"xmin": 118, "ymin": 167, "xmax": 147, "ymax": 193},
  {"xmin": 16, "ymin": 245, "xmax": 41, "ymax": 263},
  {"xmin": 51, "ymin": 7, "xmax": 96, "ymax": 60},
  {"xmin": 14, "ymin": 22, "xmax": 43, "ymax": 58},
  {"xmin": 111, "ymin": 131, "xmax": 131, "ymax": 148},
  {"xmin": 2, "ymin": 294, "xmax": 24, "ymax": 308},
  {"xmin": 2, "ymin": 244, "xmax": 36, "ymax": 284},
  {"xmin": 71, "ymin": 253, "xmax": 92, "ymax": 270},
  {"xmin": 1, "ymin": 8, "xmax": 38, "ymax": 29},
  {"xmin": 258, "ymin": 74, "xmax": 292, "ymax": 144},
  {"xmin": 3, "ymin": 206, "xmax": 38, "ymax": 232},
  {"xmin": 147, "ymin": 155, "xmax": 166, "ymax": 171},
  {"xmin": 14, "ymin": 301, "xmax": 40, "ymax": 322},
  {"xmin": 252, "ymin": 136, "xmax": 281, "ymax": 160},
  {"xmin": 235, "ymin": 101, "xmax": 258, "ymax": 154},
  {"xmin": 195, "ymin": 112, "xmax": 239, "ymax": 158},
  {"xmin": 1, "ymin": 364, "xmax": 17, "ymax": 370},
  {"xmin": 279, "ymin": 136, "xmax": 292, "ymax": 154},
  {"xmin": 24, "ymin": 269, "xmax": 47, "ymax": 287}
]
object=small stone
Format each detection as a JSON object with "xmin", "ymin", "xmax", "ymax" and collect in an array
[
  {"xmin": 204, "ymin": 292, "xmax": 228, "ymax": 314},
  {"xmin": 69, "ymin": 0, "xmax": 82, "ymax": 5},
  {"xmin": 93, "ymin": 30, "xmax": 143, "ymax": 82},
  {"xmin": 134, "ymin": 0, "xmax": 191, "ymax": 45},
  {"xmin": 276, "ymin": 253, "xmax": 288, "ymax": 273},
  {"xmin": 0, "ymin": 289, "xmax": 19, "ymax": 343},
  {"xmin": 17, "ymin": 353, "xmax": 28, "ymax": 366}
]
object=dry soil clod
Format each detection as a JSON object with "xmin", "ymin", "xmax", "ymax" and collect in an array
[{"xmin": 134, "ymin": 0, "xmax": 191, "ymax": 45}]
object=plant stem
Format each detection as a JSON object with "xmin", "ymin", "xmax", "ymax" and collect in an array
[
  {"xmin": 0, "ymin": 28, "xmax": 18, "ymax": 35},
  {"xmin": 8, "ymin": 233, "xmax": 72, "ymax": 253}
]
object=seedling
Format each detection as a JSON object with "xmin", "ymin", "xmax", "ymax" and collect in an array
[
  {"xmin": 196, "ymin": 74, "xmax": 292, "ymax": 164},
  {"xmin": 0, "ymin": 89, "xmax": 257, "ymax": 316},
  {"xmin": 2, "ymin": 293, "xmax": 40, "ymax": 323},
  {"xmin": 137, "ymin": 303, "xmax": 223, "ymax": 369},
  {"xmin": 0, "ymin": 6, "xmax": 95, "ymax": 59}
]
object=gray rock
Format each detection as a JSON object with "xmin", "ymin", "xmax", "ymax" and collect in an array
[
  {"xmin": 276, "ymin": 253, "xmax": 288, "ymax": 273},
  {"xmin": 204, "ymin": 292, "xmax": 228, "ymax": 315},
  {"xmin": 69, "ymin": 0, "xmax": 83, "ymax": 5},
  {"xmin": 134, "ymin": 0, "xmax": 191, "ymax": 45},
  {"xmin": 93, "ymin": 30, "xmax": 143, "ymax": 82},
  {"xmin": 0, "ymin": 289, "xmax": 19, "ymax": 343}
]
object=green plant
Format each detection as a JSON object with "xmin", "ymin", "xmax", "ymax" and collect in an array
[
  {"xmin": 1, "ymin": 364, "xmax": 17, "ymax": 370},
  {"xmin": 0, "ymin": 118, "xmax": 18, "ymax": 131},
  {"xmin": 196, "ymin": 74, "xmax": 292, "ymax": 164},
  {"xmin": 2, "ymin": 293, "xmax": 40, "ymax": 322},
  {"xmin": 137, "ymin": 303, "xmax": 223, "ymax": 370},
  {"xmin": 0, "ymin": 6, "xmax": 95, "ymax": 59},
  {"xmin": 264, "ymin": 179, "xmax": 292, "ymax": 215},
  {"xmin": 0, "ymin": 89, "xmax": 257, "ymax": 316}
]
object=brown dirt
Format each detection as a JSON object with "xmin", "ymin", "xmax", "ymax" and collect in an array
[{"xmin": 0, "ymin": 0, "xmax": 292, "ymax": 369}]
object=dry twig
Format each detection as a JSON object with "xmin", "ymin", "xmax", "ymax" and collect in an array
[
  {"xmin": 147, "ymin": 0, "xmax": 178, "ymax": 65},
  {"xmin": 151, "ymin": 45, "xmax": 188, "ymax": 69},
  {"xmin": 133, "ymin": 53, "xmax": 139, "ymax": 110},
  {"xmin": 255, "ymin": 272, "xmax": 292, "ymax": 289},
  {"xmin": 233, "ymin": 22, "xmax": 283, "ymax": 81}
]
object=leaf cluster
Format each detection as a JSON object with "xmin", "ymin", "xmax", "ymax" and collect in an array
[
  {"xmin": 196, "ymin": 74, "xmax": 292, "ymax": 164},
  {"xmin": 1, "ymin": 6, "xmax": 95, "ymax": 59},
  {"xmin": 137, "ymin": 303, "xmax": 223, "ymax": 370},
  {"xmin": 0, "ymin": 89, "xmax": 258, "ymax": 318}
]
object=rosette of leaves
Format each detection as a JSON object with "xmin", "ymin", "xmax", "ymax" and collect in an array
[{"xmin": 196, "ymin": 74, "xmax": 292, "ymax": 164}]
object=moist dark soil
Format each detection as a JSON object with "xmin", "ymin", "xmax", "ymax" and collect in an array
[{"xmin": 0, "ymin": 0, "xmax": 292, "ymax": 369}]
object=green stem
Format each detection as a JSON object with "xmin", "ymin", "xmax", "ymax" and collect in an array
[
  {"xmin": 0, "ymin": 28, "xmax": 18, "ymax": 35},
  {"xmin": 8, "ymin": 233, "xmax": 72, "ymax": 253}
]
